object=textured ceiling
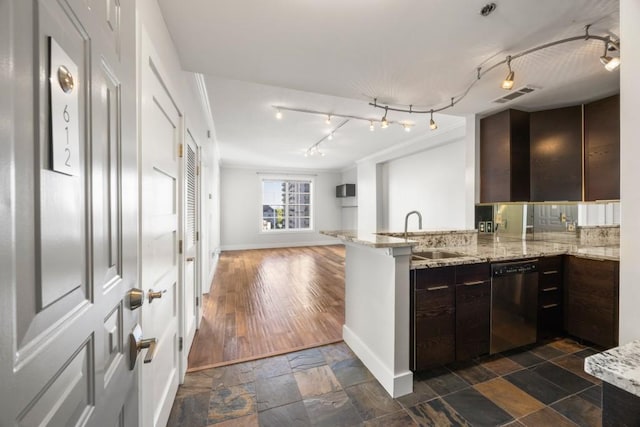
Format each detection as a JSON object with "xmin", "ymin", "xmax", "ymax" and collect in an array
[{"xmin": 158, "ymin": 0, "xmax": 620, "ymax": 170}]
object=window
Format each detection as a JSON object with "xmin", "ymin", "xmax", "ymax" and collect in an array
[{"xmin": 262, "ymin": 179, "xmax": 312, "ymax": 231}]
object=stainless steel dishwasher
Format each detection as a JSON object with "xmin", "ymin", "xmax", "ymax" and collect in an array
[{"xmin": 490, "ymin": 259, "xmax": 539, "ymax": 354}]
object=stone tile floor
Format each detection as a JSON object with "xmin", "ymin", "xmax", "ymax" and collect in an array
[{"xmin": 168, "ymin": 338, "xmax": 602, "ymax": 426}]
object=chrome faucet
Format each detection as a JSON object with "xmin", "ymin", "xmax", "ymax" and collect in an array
[{"xmin": 404, "ymin": 210, "xmax": 423, "ymax": 239}]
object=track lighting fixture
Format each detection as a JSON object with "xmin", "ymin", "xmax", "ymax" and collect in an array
[
  {"xmin": 325, "ymin": 115, "xmax": 332, "ymax": 125},
  {"xmin": 381, "ymin": 107, "xmax": 389, "ymax": 129},
  {"xmin": 429, "ymin": 110, "xmax": 438, "ymax": 130},
  {"xmin": 403, "ymin": 124, "xmax": 411, "ymax": 132},
  {"xmin": 328, "ymin": 132, "xmax": 334, "ymax": 141},
  {"xmin": 600, "ymin": 39, "xmax": 621, "ymax": 71},
  {"xmin": 502, "ymin": 56, "xmax": 515, "ymax": 90},
  {"xmin": 369, "ymin": 121, "xmax": 375, "ymax": 131},
  {"xmin": 368, "ymin": 25, "xmax": 620, "ymax": 119},
  {"xmin": 275, "ymin": 108, "xmax": 283, "ymax": 120}
]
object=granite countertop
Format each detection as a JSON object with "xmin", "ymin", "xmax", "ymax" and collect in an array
[
  {"xmin": 320, "ymin": 230, "xmax": 619, "ymax": 264},
  {"xmin": 585, "ymin": 340, "xmax": 640, "ymax": 397},
  {"xmin": 410, "ymin": 235, "xmax": 619, "ymax": 269},
  {"xmin": 320, "ymin": 230, "xmax": 416, "ymax": 249}
]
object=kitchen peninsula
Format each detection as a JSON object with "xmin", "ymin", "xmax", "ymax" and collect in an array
[{"xmin": 321, "ymin": 227, "xmax": 620, "ymax": 398}]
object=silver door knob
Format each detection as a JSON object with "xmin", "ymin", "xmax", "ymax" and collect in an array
[
  {"xmin": 147, "ymin": 289, "xmax": 166, "ymax": 303},
  {"xmin": 128, "ymin": 324, "xmax": 157, "ymax": 370}
]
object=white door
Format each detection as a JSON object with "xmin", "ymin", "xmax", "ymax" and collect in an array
[
  {"xmin": 0, "ymin": 0, "xmax": 139, "ymax": 425},
  {"xmin": 180, "ymin": 129, "xmax": 201, "ymax": 378},
  {"xmin": 139, "ymin": 29, "xmax": 181, "ymax": 427}
]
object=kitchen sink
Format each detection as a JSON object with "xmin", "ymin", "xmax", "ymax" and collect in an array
[{"xmin": 411, "ymin": 250, "xmax": 463, "ymax": 260}]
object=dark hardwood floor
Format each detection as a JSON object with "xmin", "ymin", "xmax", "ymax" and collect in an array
[{"xmin": 187, "ymin": 245, "xmax": 346, "ymax": 371}]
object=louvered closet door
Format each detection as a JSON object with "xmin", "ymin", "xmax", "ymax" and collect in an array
[
  {"xmin": 0, "ymin": 0, "xmax": 139, "ymax": 425},
  {"xmin": 180, "ymin": 130, "xmax": 200, "ymax": 378}
]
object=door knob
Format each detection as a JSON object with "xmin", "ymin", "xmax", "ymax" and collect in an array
[
  {"xmin": 126, "ymin": 288, "xmax": 144, "ymax": 310},
  {"xmin": 186, "ymin": 256, "xmax": 195, "ymax": 262},
  {"xmin": 147, "ymin": 289, "xmax": 166, "ymax": 303},
  {"xmin": 128, "ymin": 324, "xmax": 157, "ymax": 370}
]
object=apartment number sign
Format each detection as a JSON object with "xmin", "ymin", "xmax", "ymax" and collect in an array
[{"xmin": 49, "ymin": 37, "xmax": 80, "ymax": 176}]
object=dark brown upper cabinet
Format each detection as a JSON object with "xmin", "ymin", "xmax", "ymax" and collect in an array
[
  {"xmin": 530, "ymin": 106, "xmax": 583, "ymax": 202},
  {"xmin": 584, "ymin": 95, "xmax": 620, "ymax": 201},
  {"xmin": 480, "ymin": 109, "xmax": 530, "ymax": 203}
]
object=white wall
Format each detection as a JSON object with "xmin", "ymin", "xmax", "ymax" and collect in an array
[
  {"xmin": 340, "ymin": 166, "xmax": 358, "ymax": 230},
  {"xmin": 619, "ymin": 0, "xmax": 640, "ymax": 344},
  {"xmin": 381, "ymin": 139, "xmax": 466, "ymax": 231},
  {"xmin": 220, "ymin": 167, "xmax": 342, "ymax": 250}
]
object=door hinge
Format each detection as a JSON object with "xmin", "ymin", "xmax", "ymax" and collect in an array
[
  {"xmin": 196, "ymin": 163, "xmax": 200, "ymax": 176},
  {"xmin": 179, "ymin": 337, "xmax": 183, "ymax": 352},
  {"xmin": 196, "ymin": 231, "xmax": 199, "ymax": 241},
  {"xmin": 178, "ymin": 143, "xmax": 183, "ymax": 158},
  {"xmin": 179, "ymin": 239, "xmax": 183, "ymax": 254},
  {"xmin": 196, "ymin": 296, "xmax": 200, "ymax": 306}
]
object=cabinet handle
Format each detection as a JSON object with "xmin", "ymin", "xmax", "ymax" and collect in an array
[
  {"xmin": 463, "ymin": 280, "xmax": 485, "ymax": 286},
  {"xmin": 542, "ymin": 287, "xmax": 559, "ymax": 292},
  {"xmin": 427, "ymin": 285, "xmax": 449, "ymax": 291},
  {"xmin": 542, "ymin": 303, "xmax": 559, "ymax": 309},
  {"xmin": 543, "ymin": 270, "xmax": 559, "ymax": 275}
]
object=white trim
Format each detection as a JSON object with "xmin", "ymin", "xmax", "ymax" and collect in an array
[
  {"xmin": 343, "ymin": 325, "xmax": 413, "ymax": 398},
  {"xmin": 220, "ymin": 240, "xmax": 339, "ymax": 251}
]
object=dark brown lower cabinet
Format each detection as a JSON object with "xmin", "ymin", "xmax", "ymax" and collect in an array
[
  {"xmin": 537, "ymin": 255, "xmax": 564, "ymax": 340},
  {"xmin": 411, "ymin": 263, "xmax": 490, "ymax": 370},
  {"xmin": 411, "ymin": 267, "xmax": 455, "ymax": 370},
  {"xmin": 455, "ymin": 263, "xmax": 491, "ymax": 360},
  {"xmin": 564, "ymin": 256, "xmax": 619, "ymax": 348}
]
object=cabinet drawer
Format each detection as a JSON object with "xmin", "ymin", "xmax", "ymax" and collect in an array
[
  {"xmin": 455, "ymin": 262, "xmax": 490, "ymax": 284},
  {"xmin": 414, "ymin": 266, "xmax": 455, "ymax": 290},
  {"xmin": 538, "ymin": 255, "xmax": 563, "ymax": 272},
  {"xmin": 538, "ymin": 289, "xmax": 562, "ymax": 308},
  {"xmin": 539, "ymin": 271, "xmax": 563, "ymax": 289}
]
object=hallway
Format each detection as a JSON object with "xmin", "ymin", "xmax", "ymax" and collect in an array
[{"xmin": 188, "ymin": 245, "xmax": 346, "ymax": 371}]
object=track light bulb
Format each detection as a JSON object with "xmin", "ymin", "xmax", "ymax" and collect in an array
[
  {"xmin": 600, "ymin": 55, "xmax": 620, "ymax": 71},
  {"xmin": 381, "ymin": 107, "xmax": 389, "ymax": 129},
  {"xmin": 325, "ymin": 115, "xmax": 332, "ymax": 125},
  {"xmin": 369, "ymin": 121, "xmax": 375, "ymax": 131},
  {"xmin": 404, "ymin": 124, "xmax": 411, "ymax": 132},
  {"xmin": 276, "ymin": 109, "xmax": 283, "ymax": 120},
  {"xmin": 429, "ymin": 110, "xmax": 438, "ymax": 130},
  {"xmin": 502, "ymin": 71, "xmax": 515, "ymax": 90},
  {"xmin": 502, "ymin": 56, "xmax": 515, "ymax": 90},
  {"xmin": 328, "ymin": 133, "xmax": 333, "ymax": 141}
]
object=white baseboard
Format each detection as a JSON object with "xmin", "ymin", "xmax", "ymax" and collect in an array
[
  {"xmin": 219, "ymin": 240, "xmax": 340, "ymax": 251},
  {"xmin": 343, "ymin": 325, "xmax": 413, "ymax": 398}
]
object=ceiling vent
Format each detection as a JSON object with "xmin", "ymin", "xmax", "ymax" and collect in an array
[{"xmin": 493, "ymin": 86, "xmax": 538, "ymax": 104}]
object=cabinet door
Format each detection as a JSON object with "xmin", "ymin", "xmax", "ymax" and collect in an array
[
  {"xmin": 414, "ymin": 285, "xmax": 455, "ymax": 370},
  {"xmin": 564, "ymin": 256, "xmax": 619, "ymax": 348},
  {"xmin": 530, "ymin": 106, "xmax": 583, "ymax": 201},
  {"xmin": 480, "ymin": 109, "xmax": 530, "ymax": 203},
  {"xmin": 584, "ymin": 95, "xmax": 620, "ymax": 201},
  {"xmin": 455, "ymin": 263, "xmax": 490, "ymax": 360},
  {"xmin": 455, "ymin": 281, "xmax": 490, "ymax": 360}
]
